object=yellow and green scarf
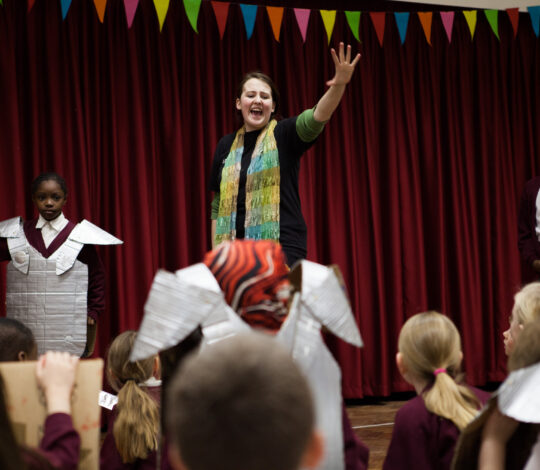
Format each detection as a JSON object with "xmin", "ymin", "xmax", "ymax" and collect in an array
[{"xmin": 215, "ymin": 120, "xmax": 280, "ymax": 245}]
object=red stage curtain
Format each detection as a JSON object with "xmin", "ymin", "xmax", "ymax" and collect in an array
[{"xmin": 0, "ymin": 0, "xmax": 538, "ymax": 397}]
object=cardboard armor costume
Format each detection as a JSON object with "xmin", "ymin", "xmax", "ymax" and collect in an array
[{"xmin": 0, "ymin": 216, "xmax": 122, "ymax": 356}]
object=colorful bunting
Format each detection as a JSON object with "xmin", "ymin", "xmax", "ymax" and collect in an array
[
  {"xmin": 529, "ymin": 6, "xmax": 540, "ymax": 37},
  {"xmin": 153, "ymin": 0, "xmax": 169, "ymax": 31},
  {"xmin": 369, "ymin": 12, "xmax": 386, "ymax": 47},
  {"xmin": 28, "ymin": 0, "xmax": 36, "ymax": 12},
  {"xmin": 123, "ymin": 0, "xmax": 139, "ymax": 28},
  {"xmin": 506, "ymin": 8, "xmax": 519, "ymax": 38},
  {"xmin": 418, "ymin": 12, "xmax": 433, "ymax": 46},
  {"xmin": 294, "ymin": 8, "xmax": 310, "ymax": 43},
  {"xmin": 60, "ymin": 0, "xmax": 72, "ymax": 20},
  {"xmin": 463, "ymin": 10, "xmax": 477, "ymax": 40},
  {"xmin": 184, "ymin": 0, "xmax": 201, "ymax": 33},
  {"xmin": 240, "ymin": 4, "xmax": 257, "ymax": 40},
  {"xmin": 345, "ymin": 11, "xmax": 361, "ymax": 43},
  {"xmin": 266, "ymin": 7, "xmax": 284, "ymax": 42},
  {"xmin": 394, "ymin": 12, "xmax": 409, "ymax": 45},
  {"xmin": 440, "ymin": 11, "xmax": 454, "ymax": 43},
  {"xmin": 211, "ymin": 1, "xmax": 229, "ymax": 39},
  {"xmin": 320, "ymin": 10, "xmax": 336, "ymax": 45},
  {"xmin": 484, "ymin": 10, "xmax": 499, "ymax": 40},
  {"xmin": 93, "ymin": 0, "xmax": 107, "ymax": 23}
]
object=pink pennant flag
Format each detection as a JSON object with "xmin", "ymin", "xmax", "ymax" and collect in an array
[
  {"xmin": 93, "ymin": 0, "xmax": 107, "ymax": 23},
  {"xmin": 506, "ymin": 8, "xmax": 519, "ymax": 37},
  {"xmin": 369, "ymin": 12, "xmax": 386, "ymax": 47},
  {"xmin": 211, "ymin": 1, "xmax": 229, "ymax": 39},
  {"xmin": 266, "ymin": 7, "xmax": 284, "ymax": 42},
  {"xmin": 440, "ymin": 11, "xmax": 454, "ymax": 43},
  {"xmin": 123, "ymin": 0, "xmax": 139, "ymax": 28},
  {"xmin": 294, "ymin": 8, "xmax": 310, "ymax": 43}
]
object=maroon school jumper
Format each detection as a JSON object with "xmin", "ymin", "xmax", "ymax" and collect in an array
[
  {"xmin": 518, "ymin": 177, "xmax": 540, "ymax": 269},
  {"xmin": 382, "ymin": 387, "xmax": 490, "ymax": 470},
  {"xmin": 0, "ymin": 218, "xmax": 105, "ymax": 322},
  {"xmin": 22, "ymin": 413, "xmax": 81, "ymax": 470}
]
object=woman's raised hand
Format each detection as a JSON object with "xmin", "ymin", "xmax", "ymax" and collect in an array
[{"xmin": 326, "ymin": 42, "xmax": 361, "ymax": 87}]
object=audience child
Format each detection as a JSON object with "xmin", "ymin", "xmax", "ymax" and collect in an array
[
  {"xmin": 0, "ymin": 171, "xmax": 122, "ymax": 357},
  {"xmin": 165, "ymin": 332, "xmax": 324, "ymax": 470},
  {"xmin": 383, "ymin": 311, "xmax": 490, "ymax": 470},
  {"xmin": 0, "ymin": 317, "xmax": 38, "ymax": 361},
  {"xmin": 100, "ymin": 330, "xmax": 162, "ymax": 469},
  {"xmin": 0, "ymin": 351, "xmax": 80, "ymax": 470}
]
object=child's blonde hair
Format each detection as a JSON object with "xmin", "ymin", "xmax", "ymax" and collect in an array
[
  {"xmin": 106, "ymin": 331, "xmax": 160, "ymax": 463},
  {"xmin": 512, "ymin": 282, "xmax": 540, "ymax": 325},
  {"xmin": 398, "ymin": 311, "xmax": 481, "ymax": 430}
]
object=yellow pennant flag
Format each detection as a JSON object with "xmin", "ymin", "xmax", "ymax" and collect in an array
[
  {"xmin": 266, "ymin": 7, "xmax": 284, "ymax": 42},
  {"xmin": 320, "ymin": 10, "xmax": 336, "ymax": 45},
  {"xmin": 463, "ymin": 10, "xmax": 477, "ymax": 40},
  {"xmin": 153, "ymin": 0, "xmax": 170, "ymax": 31}
]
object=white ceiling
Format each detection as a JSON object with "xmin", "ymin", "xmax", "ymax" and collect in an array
[{"xmin": 391, "ymin": 0, "xmax": 534, "ymax": 12}]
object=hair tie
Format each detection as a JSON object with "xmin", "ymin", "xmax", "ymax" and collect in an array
[{"xmin": 433, "ymin": 368, "xmax": 447, "ymax": 376}]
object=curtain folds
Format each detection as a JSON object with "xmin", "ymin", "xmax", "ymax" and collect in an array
[{"xmin": 0, "ymin": 0, "xmax": 538, "ymax": 396}]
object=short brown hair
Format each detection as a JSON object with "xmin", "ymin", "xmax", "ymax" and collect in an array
[
  {"xmin": 236, "ymin": 71, "xmax": 280, "ymax": 118},
  {"xmin": 166, "ymin": 333, "xmax": 314, "ymax": 470}
]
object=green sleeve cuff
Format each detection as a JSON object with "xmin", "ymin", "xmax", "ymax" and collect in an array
[
  {"xmin": 296, "ymin": 107, "xmax": 327, "ymax": 143},
  {"xmin": 211, "ymin": 192, "xmax": 220, "ymax": 219}
]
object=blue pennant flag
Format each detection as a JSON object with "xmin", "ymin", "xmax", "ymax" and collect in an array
[
  {"xmin": 394, "ymin": 12, "xmax": 409, "ymax": 44},
  {"xmin": 240, "ymin": 4, "xmax": 258, "ymax": 39},
  {"xmin": 60, "ymin": 0, "xmax": 72, "ymax": 19},
  {"xmin": 529, "ymin": 6, "xmax": 540, "ymax": 37}
]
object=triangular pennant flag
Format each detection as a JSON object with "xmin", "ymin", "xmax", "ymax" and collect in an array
[
  {"xmin": 463, "ymin": 10, "xmax": 477, "ymax": 40},
  {"xmin": 211, "ymin": 1, "xmax": 229, "ymax": 39},
  {"xmin": 28, "ymin": 0, "xmax": 36, "ymax": 12},
  {"xmin": 418, "ymin": 12, "xmax": 433, "ymax": 45},
  {"xmin": 294, "ymin": 8, "xmax": 310, "ymax": 43},
  {"xmin": 153, "ymin": 0, "xmax": 170, "ymax": 31},
  {"xmin": 506, "ymin": 8, "xmax": 519, "ymax": 38},
  {"xmin": 266, "ymin": 7, "xmax": 284, "ymax": 42},
  {"xmin": 528, "ymin": 6, "xmax": 540, "ymax": 37},
  {"xmin": 440, "ymin": 11, "xmax": 454, "ymax": 43},
  {"xmin": 485, "ymin": 10, "xmax": 499, "ymax": 40},
  {"xmin": 184, "ymin": 0, "xmax": 202, "ymax": 33},
  {"xmin": 345, "ymin": 11, "xmax": 361, "ymax": 42},
  {"xmin": 123, "ymin": 0, "xmax": 139, "ymax": 28},
  {"xmin": 394, "ymin": 12, "xmax": 409, "ymax": 44},
  {"xmin": 93, "ymin": 0, "xmax": 107, "ymax": 23},
  {"xmin": 60, "ymin": 0, "xmax": 72, "ymax": 19},
  {"xmin": 240, "ymin": 4, "xmax": 258, "ymax": 39},
  {"xmin": 320, "ymin": 10, "xmax": 336, "ymax": 45},
  {"xmin": 369, "ymin": 12, "xmax": 386, "ymax": 47}
]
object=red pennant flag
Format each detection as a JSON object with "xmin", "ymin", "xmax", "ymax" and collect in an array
[
  {"xmin": 27, "ymin": 0, "xmax": 36, "ymax": 12},
  {"xmin": 506, "ymin": 8, "xmax": 519, "ymax": 38},
  {"xmin": 266, "ymin": 7, "xmax": 284, "ymax": 42},
  {"xmin": 94, "ymin": 0, "xmax": 107, "ymax": 23},
  {"xmin": 211, "ymin": 1, "xmax": 229, "ymax": 39},
  {"xmin": 418, "ymin": 12, "xmax": 433, "ymax": 45},
  {"xmin": 369, "ymin": 12, "xmax": 386, "ymax": 47}
]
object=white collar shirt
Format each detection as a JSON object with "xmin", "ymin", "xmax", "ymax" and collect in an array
[{"xmin": 36, "ymin": 212, "xmax": 69, "ymax": 248}]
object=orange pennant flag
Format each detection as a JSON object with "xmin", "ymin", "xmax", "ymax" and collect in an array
[
  {"xmin": 506, "ymin": 8, "xmax": 519, "ymax": 37},
  {"xmin": 417, "ymin": 12, "xmax": 433, "ymax": 45},
  {"xmin": 266, "ymin": 7, "xmax": 284, "ymax": 42},
  {"xmin": 94, "ymin": 0, "xmax": 107, "ymax": 23},
  {"xmin": 369, "ymin": 12, "xmax": 385, "ymax": 47},
  {"xmin": 211, "ymin": 2, "xmax": 229, "ymax": 39}
]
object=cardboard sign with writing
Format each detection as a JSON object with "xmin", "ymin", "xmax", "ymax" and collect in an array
[{"xmin": 0, "ymin": 358, "xmax": 103, "ymax": 470}]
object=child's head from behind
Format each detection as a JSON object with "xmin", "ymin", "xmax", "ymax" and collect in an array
[
  {"xmin": 166, "ymin": 332, "xmax": 322, "ymax": 470},
  {"xmin": 508, "ymin": 319, "xmax": 540, "ymax": 372},
  {"xmin": 0, "ymin": 318, "xmax": 37, "ymax": 362},
  {"xmin": 504, "ymin": 282, "xmax": 540, "ymax": 356},
  {"xmin": 31, "ymin": 172, "xmax": 68, "ymax": 222}
]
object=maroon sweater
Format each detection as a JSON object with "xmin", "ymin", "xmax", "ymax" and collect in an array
[{"xmin": 0, "ymin": 217, "xmax": 105, "ymax": 321}]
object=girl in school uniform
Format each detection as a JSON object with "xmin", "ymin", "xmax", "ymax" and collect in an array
[
  {"xmin": 0, "ymin": 172, "xmax": 122, "ymax": 357},
  {"xmin": 383, "ymin": 311, "xmax": 490, "ymax": 470}
]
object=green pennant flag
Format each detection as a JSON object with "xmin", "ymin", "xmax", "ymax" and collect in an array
[
  {"xmin": 184, "ymin": 0, "xmax": 202, "ymax": 33},
  {"xmin": 345, "ymin": 11, "xmax": 361, "ymax": 42},
  {"xmin": 484, "ymin": 9, "xmax": 499, "ymax": 40}
]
